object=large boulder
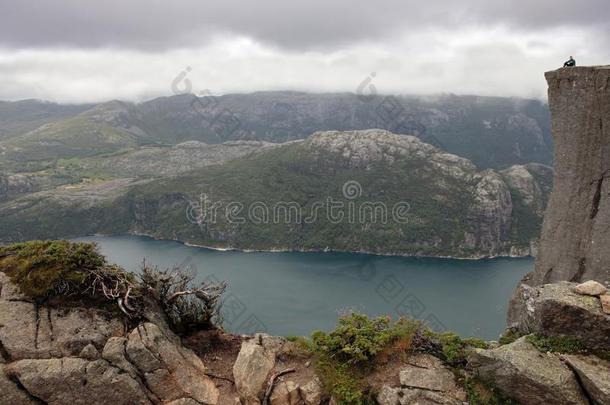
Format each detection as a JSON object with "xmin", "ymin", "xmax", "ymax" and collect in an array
[
  {"xmin": 562, "ymin": 354, "xmax": 610, "ymax": 405},
  {"xmin": 574, "ymin": 280, "xmax": 608, "ymax": 296},
  {"xmin": 468, "ymin": 337, "xmax": 589, "ymax": 405},
  {"xmin": 507, "ymin": 281, "xmax": 610, "ymax": 350},
  {"xmin": 233, "ymin": 334, "xmax": 285, "ymax": 405}
]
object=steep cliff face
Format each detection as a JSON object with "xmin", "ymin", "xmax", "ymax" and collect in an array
[{"xmin": 534, "ymin": 66, "xmax": 610, "ymax": 285}]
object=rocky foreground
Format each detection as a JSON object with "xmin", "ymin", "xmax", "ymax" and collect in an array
[{"xmin": 1, "ymin": 267, "xmax": 609, "ymax": 405}]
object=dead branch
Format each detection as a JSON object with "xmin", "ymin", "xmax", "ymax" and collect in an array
[{"xmin": 262, "ymin": 368, "xmax": 296, "ymax": 405}]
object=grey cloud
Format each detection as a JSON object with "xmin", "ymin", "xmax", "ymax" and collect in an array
[{"xmin": 1, "ymin": 0, "xmax": 608, "ymax": 50}]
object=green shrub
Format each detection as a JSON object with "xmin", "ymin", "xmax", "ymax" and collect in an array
[
  {"xmin": 526, "ymin": 334, "xmax": 585, "ymax": 353},
  {"xmin": 0, "ymin": 240, "xmax": 107, "ymax": 299},
  {"xmin": 311, "ymin": 313, "xmax": 418, "ymax": 365},
  {"xmin": 310, "ymin": 313, "xmax": 419, "ymax": 403}
]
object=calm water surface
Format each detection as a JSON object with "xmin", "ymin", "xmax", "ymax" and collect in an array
[{"xmin": 75, "ymin": 235, "xmax": 532, "ymax": 340}]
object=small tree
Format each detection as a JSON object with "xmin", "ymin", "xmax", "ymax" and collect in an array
[{"xmin": 139, "ymin": 263, "xmax": 226, "ymax": 334}]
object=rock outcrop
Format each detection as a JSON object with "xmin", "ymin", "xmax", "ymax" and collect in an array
[
  {"xmin": 0, "ymin": 173, "xmax": 33, "ymax": 200},
  {"xmin": 469, "ymin": 337, "xmax": 589, "ymax": 405},
  {"xmin": 0, "ymin": 272, "xmax": 220, "ymax": 405},
  {"xmin": 506, "ymin": 281, "xmax": 610, "ymax": 350},
  {"xmin": 534, "ymin": 66, "xmax": 610, "ymax": 286},
  {"xmin": 562, "ymin": 354, "xmax": 610, "ymax": 405}
]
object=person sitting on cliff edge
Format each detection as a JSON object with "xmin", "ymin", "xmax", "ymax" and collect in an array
[{"xmin": 564, "ymin": 56, "xmax": 576, "ymax": 67}]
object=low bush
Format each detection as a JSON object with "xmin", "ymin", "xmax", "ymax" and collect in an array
[
  {"xmin": 311, "ymin": 313, "xmax": 419, "ymax": 365},
  {"xmin": 0, "ymin": 240, "xmax": 226, "ymax": 336},
  {"xmin": 309, "ymin": 313, "xmax": 419, "ymax": 404},
  {"xmin": 526, "ymin": 333, "xmax": 585, "ymax": 353}
]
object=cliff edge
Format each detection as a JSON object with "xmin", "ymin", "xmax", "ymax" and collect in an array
[{"xmin": 534, "ymin": 66, "xmax": 610, "ymax": 286}]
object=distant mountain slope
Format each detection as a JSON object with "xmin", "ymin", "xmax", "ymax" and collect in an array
[
  {"xmin": 0, "ymin": 130, "xmax": 553, "ymax": 258},
  {"xmin": 0, "ymin": 101, "xmax": 152, "ymax": 168},
  {"xmin": 136, "ymin": 92, "xmax": 553, "ymax": 169},
  {"xmin": 0, "ymin": 99, "xmax": 91, "ymax": 140},
  {"xmin": 0, "ymin": 92, "xmax": 552, "ymax": 170}
]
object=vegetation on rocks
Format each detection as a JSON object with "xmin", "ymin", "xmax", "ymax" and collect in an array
[
  {"xmin": 525, "ymin": 333, "xmax": 585, "ymax": 354},
  {"xmin": 0, "ymin": 240, "xmax": 226, "ymax": 335},
  {"xmin": 461, "ymin": 376, "xmax": 520, "ymax": 405},
  {"xmin": 0, "ymin": 240, "xmax": 120, "ymax": 300},
  {"xmin": 292, "ymin": 312, "xmax": 491, "ymax": 404}
]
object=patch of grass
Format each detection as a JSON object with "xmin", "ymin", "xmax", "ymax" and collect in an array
[
  {"xmin": 526, "ymin": 334, "xmax": 585, "ymax": 354},
  {"xmin": 498, "ymin": 329, "xmax": 521, "ymax": 346},
  {"xmin": 461, "ymin": 376, "xmax": 520, "ymax": 405}
]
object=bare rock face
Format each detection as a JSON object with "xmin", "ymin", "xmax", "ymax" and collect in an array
[
  {"xmin": 0, "ymin": 272, "xmax": 125, "ymax": 361},
  {"xmin": 562, "ymin": 354, "xmax": 610, "ymax": 405},
  {"xmin": 124, "ymin": 323, "xmax": 219, "ymax": 404},
  {"xmin": 507, "ymin": 281, "xmax": 610, "ymax": 350},
  {"xmin": 0, "ymin": 173, "xmax": 33, "ymax": 200},
  {"xmin": 5, "ymin": 357, "xmax": 152, "ymax": 405},
  {"xmin": 534, "ymin": 66, "xmax": 610, "ymax": 286},
  {"xmin": 232, "ymin": 334, "xmax": 285, "ymax": 405},
  {"xmin": 465, "ymin": 170, "xmax": 513, "ymax": 253},
  {"xmin": 0, "ymin": 273, "xmax": 220, "ymax": 405},
  {"xmin": 468, "ymin": 337, "xmax": 589, "ymax": 405}
]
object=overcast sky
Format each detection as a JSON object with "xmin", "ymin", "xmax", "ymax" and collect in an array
[{"xmin": 0, "ymin": 0, "xmax": 608, "ymax": 103}]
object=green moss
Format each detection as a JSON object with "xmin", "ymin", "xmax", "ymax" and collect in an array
[{"xmin": 526, "ymin": 334, "xmax": 585, "ymax": 354}]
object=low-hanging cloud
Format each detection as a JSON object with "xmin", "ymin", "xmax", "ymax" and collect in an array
[
  {"xmin": 1, "ymin": 0, "xmax": 608, "ymax": 50},
  {"xmin": 0, "ymin": 0, "xmax": 608, "ymax": 102}
]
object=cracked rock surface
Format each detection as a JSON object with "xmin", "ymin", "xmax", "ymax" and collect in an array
[{"xmin": 0, "ymin": 272, "xmax": 219, "ymax": 405}]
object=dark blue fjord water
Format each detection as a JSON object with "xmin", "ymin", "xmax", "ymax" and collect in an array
[{"xmin": 75, "ymin": 235, "xmax": 532, "ymax": 340}]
